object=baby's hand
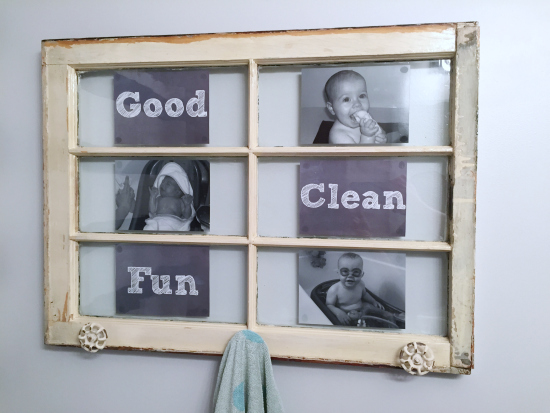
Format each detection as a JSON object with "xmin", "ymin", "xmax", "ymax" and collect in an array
[
  {"xmin": 348, "ymin": 309, "xmax": 362, "ymax": 322},
  {"xmin": 148, "ymin": 186, "xmax": 159, "ymax": 216},
  {"xmin": 116, "ymin": 176, "xmax": 136, "ymax": 212},
  {"xmin": 181, "ymin": 193, "xmax": 194, "ymax": 206},
  {"xmin": 373, "ymin": 301, "xmax": 385, "ymax": 311},
  {"xmin": 360, "ymin": 118, "xmax": 381, "ymax": 137},
  {"xmin": 115, "ymin": 176, "xmax": 136, "ymax": 225},
  {"xmin": 359, "ymin": 118, "xmax": 387, "ymax": 144},
  {"xmin": 373, "ymin": 128, "xmax": 387, "ymax": 144},
  {"xmin": 334, "ymin": 309, "xmax": 351, "ymax": 325},
  {"xmin": 149, "ymin": 186, "xmax": 159, "ymax": 199}
]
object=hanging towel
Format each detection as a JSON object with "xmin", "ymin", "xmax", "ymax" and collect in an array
[{"xmin": 213, "ymin": 330, "xmax": 284, "ymax": 413}]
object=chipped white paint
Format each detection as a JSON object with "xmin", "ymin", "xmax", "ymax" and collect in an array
[
  {"xmin": 78, "ymin": 323, "xmax": 108, "ymax": 352},
  {"xmin": 43, "ymin": 23, "xmax": 477, "ymax": 374},
  {"xmin": 399, "ymin": 342, "xmax": 435, "ymax": 375},
  {"xmin": 42, "ymin": 25, "xmax": 456, "ymax": 66},
  {"xmin": 448, "ymin": 23, "xmax": 479, "ymax": 371},
  {"xmin": 70, "ymin": 146, "xmax": 452, "ymax": 157}
]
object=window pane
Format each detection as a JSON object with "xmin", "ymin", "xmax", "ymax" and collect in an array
[
  {"xmin": 257, "ymin": 248, "xmax": 447, "ymax": 336},
  {"xmin": 78, "ymin": 67, "xmax": 248, "ymax": 147},
  {"xmin": 79, "ymin": 243, "xmax": 247, "ymax": 323},
  {"xmin": 79, "ymin": 157, "xmax": 247, "ymax": 235},
  {"xmin": 259, "ymin": 60, "xmax": 450, "ymax": 146},
  {"xmin": 258, "ymin": 157, "xmax": 448, "ymax": 242}
]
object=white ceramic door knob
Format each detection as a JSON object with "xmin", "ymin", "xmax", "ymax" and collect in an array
[
  {"xmin": 399, "ymin": 342, "xmax": 434, "ymax": 375},
  {"xmin": 78, "ymin": 323, "xmax": 108, "ymax": 352}
]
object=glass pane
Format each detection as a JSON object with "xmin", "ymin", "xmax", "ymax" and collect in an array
[
  {"xmin": 259, "ymin": 60, "xmax": 450, "ymax": 146},
  {"xmin": 79, "ymin": 157, "xmax": 247, "ymax": 235},
  {"xmin": 258, "ymin": 157, "xmax": 448, "ymax": 242},
  {"xmin": 80, "ymin": 243, "xmax": 247, "ymax": 323},
  {"xmin": 78, "ymin": 67, "xmax": 248, "ymax": 147},
  {"xmin": 257, "ymin": 248, "xmax": 447, "ymax": 336}
]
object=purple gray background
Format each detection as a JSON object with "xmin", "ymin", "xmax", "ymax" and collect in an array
[
  {"xmin": 116, "ymin": 243, "xmax": 209, "ymax": 317},
  {"xmin": 299, "ymin": 159, "xmax": 407, "ymax": 238},
  {"xmin": 114, "ymin": 69, "xmax": 209, "ymax": 146}
]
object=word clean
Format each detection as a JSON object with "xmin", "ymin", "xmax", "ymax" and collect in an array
[
  {"xmin": 126, "ymin": 267, "xmax": 199, "ymax": 296},
  {"xmin": 300, "ymin": 183, "xmax": 406, "ymax": 210},
  {"xmin": 116, "ymin": 91, "xmax": 207, "ymax": 118}
]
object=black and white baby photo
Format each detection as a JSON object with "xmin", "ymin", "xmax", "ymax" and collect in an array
[
  {"xmin": 115, "ymin": 159, "xmax": 210, "ymax": 232},
  {"xmin": 300, "ymin": 64, "xmax": 411, "ymax": 145},
  {"xmin": 298, "ymin": 250, "xmax": 405, "ymax": 329}
]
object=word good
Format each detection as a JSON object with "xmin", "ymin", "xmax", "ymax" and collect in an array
[
  {"xmin": 126, "ymin": 267, "xmax": 199, "ymax": 296},
  {"xmin": 301, "ymin": 183, "xmax": 406, "ymax": 210},
  {"xmin": 116, "ymin": 91, "xmax": 208, "ymax": 118}
]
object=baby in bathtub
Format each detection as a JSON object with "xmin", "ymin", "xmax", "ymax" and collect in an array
[
  {"xmin": 144, "ymin": 162, "xmax": 196, "ymax": 232},
  {"xmin": 326, "ymin": 252, "xmax": 399, "ymax": 326},
  {"xmin": 324, "ymin": 70, "xmax": 387, "ymax": 144}
]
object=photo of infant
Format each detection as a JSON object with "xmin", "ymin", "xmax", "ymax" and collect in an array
[
  {"xmin": 298, "ymin": 250, "xmax": 405, "ymax": 329},
  {"xmin": 300, "ymin": 64, "xmax": 410, "ymax": 145},
  {"xmin": 115, "ymin": 159, "xmax": 210, "ymax": 232}
]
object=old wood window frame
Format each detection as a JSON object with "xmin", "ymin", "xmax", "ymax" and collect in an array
[{"xmin": 43, "ymin": 23, "xmax": 478, "ymax": 374}]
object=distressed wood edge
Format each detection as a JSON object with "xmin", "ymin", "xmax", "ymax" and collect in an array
[
  {"xmin": 67, "ymin": 67, "xmax": 78, "ymax": 148},
  {"xmin": 254, "ymin": 52, "xmax": 456, "ymax": 66},
  {"xmin": 46, "ymin": 316, "xmax": 246, "ymax": 353},
  {"xmin": 71, "ymin": 61, "xmax": 250, "ymax": 70},
  {"xmin": 42, "ymin": 23, "xmax": 457, "ymax": 49},
  {"xmin": 248, "ymin": 155, "xmax": 258, "ymax": 238},
  {"xmin": 42, "ymin": 62, "xmax": 50, "ymax": 338},
  {"xmin": 43, "ymin": 64, "xmax": 74, "ymax": 343},
  {"xmin": 70, "ymin": 146, "xmax": 452, "ymax": 157},
  {"xmin": 268, "ymin": 355, "xmax": 469, "ymax": 375},
  {"xmin": 247, "ymin": 61, "xmax": 259, "ymax": 332},
  {"xmin": 70, "ymin": 147, "xmax": 250, "ymax": 157},
  {"xmin": 248, "ymin": 60, "xmax": 258, "ymax": 149},
  {"xmin": 448, "ymin": 22, "xmax": 479, "ymax": 371},
  {"xmin": 247, "ymin": 244, "xmax": 258, "ymax": 327},
  {"xmin": 46, "ymin": 316, "xmax": 460, "ymax": 373},
  {"xmin": 42, "ymin": 24, "xmax": 457, "ymax": 66},
  {"xmin": 252, "ymin": 325, "xmax": 454, "ymax": 372},
  {"xmin": 69, "ymin": 241, "xmax": 80, "ymax": 323},
  {"xmin": 70, "ymin": 232, "xmax": 450, "ymax": 252},
  {"xmin": 254, "ymin": 237, "xmax": 451, "ymax": 252},
  {"xmin": 254, "ymin": 146, "xmax": 453, "ymax": 157},
  {"xmin": 47, "ymin": 52, "xmax": 456, "ymax": 71},
  {"xmin": 71, "ymin": 232, "xmax": 250, "ymax": 246},
  {"xmin": 247, "ymin": 141, "xmax": 259, "ymax": 326}
]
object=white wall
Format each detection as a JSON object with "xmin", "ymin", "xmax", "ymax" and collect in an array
[{"xmin": 1, "ymin": 0, "xmax": 549, "ymax": 412}]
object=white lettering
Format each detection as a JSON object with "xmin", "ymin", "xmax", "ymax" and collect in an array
[
  {"xmin": 301, "ymin": 183, "xmax": 325, "ymax": 208},
  {"xmin": 127, "ymin": 267, "xmax": 150, "ymax": 294},
  {"xmin": 165, "ymin": 98, "xmax": 184, "ymax": 117},
  {"xmin": 175, "ymin": 275, "xmax": 199, "ymax": 296},
  {"xmin": 143, "ymin": 98, "xmax": 162, "ymax": 117},
  {"xmin": 186, "ymin": 90, "xmax": 207, "ymax": 117},
  {"xmin": 151, "ymin": 275, "xmax": 173, "ymax": 295},
  {"xmin": 328, "ymin": 184, "xmax": 339, "ymax": 209},
  {"xmin": 362, "ymin": 191, "xmax": 381, "ymax": 209},
  {"xmin": 115, "ymin": 91, "xmax": 208, "ymax": 119},
  {"xmin": 383, "ymin": 191, "xmax": 406, "ymax": 210},
  {"xmin": 116, "ymin": 92, "xmax": 141, "ymax": 118},
  {"xmin": 341, "ymin": 190, "xmax": 360, "ymax": 209},
  {"xmin": 300, "ymin": 184, "xmax": 405, "ymax": 211}
]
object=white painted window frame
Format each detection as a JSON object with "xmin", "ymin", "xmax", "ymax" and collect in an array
[{"xmin": 43, "ymin": 23, "xmax": 478, "ymax": 374}]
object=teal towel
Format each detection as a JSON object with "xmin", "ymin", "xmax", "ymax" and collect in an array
[{"xmin": 213, "ymin": 330, "xmax": 284, "ymax": 413}]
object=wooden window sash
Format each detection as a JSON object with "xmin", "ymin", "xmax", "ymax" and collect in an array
[{"xmin": 43, "ymin": 23, "xmax": 477, "ymax": 375}]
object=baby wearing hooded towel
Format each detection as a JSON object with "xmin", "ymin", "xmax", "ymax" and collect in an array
[{"xmin": 143, "ymin": 162, "xmax": 196, "ymax": 231}]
